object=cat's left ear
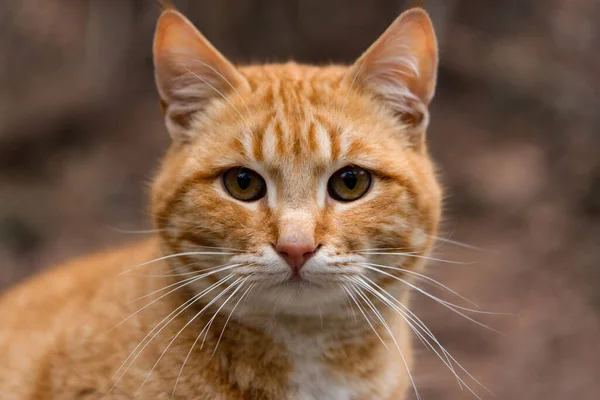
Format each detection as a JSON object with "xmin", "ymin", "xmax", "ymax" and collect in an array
[
  {"xmin": 346, "ymin": 8, "xmax": 438, "ymax": 139},
  {"xmin": 153, "ymin": 6, "xmax": 249, "ymax": 142}
]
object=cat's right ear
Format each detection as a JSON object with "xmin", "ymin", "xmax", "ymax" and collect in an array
[{"xmin": 153, "ymin": 7, "xmax": 249, "ymax": 142}]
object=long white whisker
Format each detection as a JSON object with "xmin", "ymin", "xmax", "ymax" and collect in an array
[
  {"xmin": 362, "ymin": 265, "xmax": 503, "ymax": 333},
  {"xmin": 353, "ymin": 276, "xmax": 480, "ymax": 397},
  {"xmin": 236, "ymin": 281, "xmax": 258, "ymax": 325},
  {"xmin": 171, "ymin": 280, "xmax": 252, "ymax": 398},
  {"xmin": 131, "ymin": 260, "xmax": 241, "ymax": 278},
  {"xmin": 110, "ymin": 265, "xmax": 240, "ymax": 335},
  {"xmin": 352, "ymin": 276, "xmax": 430, "ymax": 349},
  {"xmin": 357, "ymin": 246, "xmax": 415, "ymax": 252},
  {"xmin": 360, "ymin": 280, "xmax": 482, "ymax": 397},
  {"xmin": 136, "ymin": 277, "xmax": 245, "ymax": 395},
  {"xmin": 362, "ymin": 265, "xmax": 502, "ymax": 315},
  {"xmin": 429, "ymin": 234, "xmax": 487, "ymax": 252},
  {"xmin": 199, "ymin": 280, "xmax": 248, "ymax": 351},
  {"xmin": 211, "ymin": 282, "xmax": 256, "ymax": 357},
  {"xmin": 171, "ymin": 278, "xmax": 251, "ymax": 398},
  {"xmin": 176, "ymin": 243, "xmax": 245, "ymax": 252},
  {"xmin": 108, "ymin": 274, "xmax": 234, "ymax": 392},
  {"xmin": 357, "ymin": 252, "xmax": 470, "ymax": 265},
  {"xmin": 339, "ymin": 284, "xmax": 358, "ymax": 321},
  {"xmin": 364, "ymin": 262, "xmax": 479, "ymax": 307},
  {"xmin": 127, "ymin": 264, "xmax": 241, "ymax": 304},
  {"xmin": 340, "ymin": 284, "xmax": 389, "ymax": 351},
  {"xmin": 364, "ymin": 275, "xmax": 492, "ymax": 396},
  {"xmin": 104, "ymin": 226, "xmax": 165, "ymax": 234},
  {"xmin": 119, "ymin": 252, "xmax": 238, "ymax": 276},
  {"xmin": 352, "ymin": 283, "xmax": 421, "ymax": 400}
]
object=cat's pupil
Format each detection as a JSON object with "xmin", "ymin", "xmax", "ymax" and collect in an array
[
  {"xmin": 237, "ymin": 171, "xmax": 252, "ymax": 190},
  {"xmin": 341, "ymin": 171, "xmax": 357, "ymax": 190}
]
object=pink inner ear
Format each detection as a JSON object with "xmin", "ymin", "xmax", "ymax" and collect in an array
[
  {"xmin": 153, "ymin": 10, "xmax": 247, "ymax": 103},
  {"xmin": 348, "ymin": 8, "xmax": 438, "ymax": 111},
  {"xmin": 153, "ymin": 9, "xmax": 249, "ymax": 140}
]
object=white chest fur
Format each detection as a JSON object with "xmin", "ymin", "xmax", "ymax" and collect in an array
[
  {"xmin": 288, "ymin": 354, "xmax": 357, "ymax": 400},
  {"xmin": 262, "ymin": 315, "xmax": 409, "ymax": 400},
  {"xmin": 272, "ymin": 325, "xmax": 367, "ymax": 400}
]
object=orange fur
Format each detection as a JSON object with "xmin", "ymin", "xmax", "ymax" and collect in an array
[{"xmin": 0, "ymin": 6, "xmax": 441, "ymax": 399}]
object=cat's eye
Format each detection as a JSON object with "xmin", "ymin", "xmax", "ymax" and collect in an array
[
  {"xmin": 223, "ymin": 167, "xmax": 266, "ymax": 202},
  {"xmin": 327, "ymin": 166, "xmax": 372, "ymax": 202}
]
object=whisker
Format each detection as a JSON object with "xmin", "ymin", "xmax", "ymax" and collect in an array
[
  {"xmin": 175, "ymin": 243, "xmax": 245, "ymax": 253},
  {"xmin": 340, "ymin": 284, "xmax": 389, "ymax": 351},
  {"xmin": 353, "ymin": 276, "xmax": 488, "ymax": 398},
  {"xmin": 362, "ymin": 275, "xmax": 492, "ymax": 396},
  {"xmin": 357, "ymin": 246, "xmax": 414, "ymax": 252},
  {"xmin": 363, "ymin": 262, "xmax": 479, "ymax": 307},
  {"xmin": 236, "ymin": 281, "xmax": 258, "ymax": 325},
  {"xmin": 363, "ymin": 265, "xmax": 502, "ymax": 317},
  {"xmin": 110, "ymin": 265, "xmax": 240, "ymax": 336},
  {"xmin": 104, "ymin": 226, "xmax": 165, "ymax": 235},
  {"xmin": 199, "ymin": 279, "xmax": 249, "ymax": 351},
  {"xmin": 356, "ymin": 251, "xmax": 470, "ymax": 265},
  {"xmin": 131, "ymin": 260, "xmax": 241, "ymax": 278},
  {"xmin": 352, "ymin": 275, "xmax": 429, "ymax": 349},
  {"xmin": 352, "ymin": 284, "xmax": 421, "ymax": 400},
  {"xmin": 108, "ymin": 274, "xmax": 234, "ymax": 392},
  {"xmin": 355, "ymin": 278, "xmax": 462, "ymax": 388},
  {"xmin": 339, "ymin": 285, "xmax": 358, "ymax": 322},
  {"xmin": 211, "ymin": 282, "xmax": 256, "ymax": 357},
  {"xmin": 136, "ymin": 277, "xmax": 245, "ymax": 395},
  {"xmin": 128, "ymin": 270, "xmax": 212, "ymax": 278},
  {"xmin": 429, "ymin": 234, "xmax": 487, "ymax": 252},
  {"xmin": 317, "ymin": 302, "xmax": 324, "ymax": 329},
  {"xmin": 172, "ymin": 280, "xmax": 254, "ymax": 398},
  {"xmin": 119, "ymin": 251, "xmax": 238, "ymax": 276},
  {"xmin": 362, "ymin": 265, "xmax": 504, "ymax": 333},
  {"xmin": 127, "ymin": 264, "xmax": 241, "ymax": 303}
]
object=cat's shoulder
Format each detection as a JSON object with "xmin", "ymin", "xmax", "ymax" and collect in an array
[
  {"xmin": 0, "ymin": 238, "xmax": 160, "ymax": 322},
  {"xmin": 0, "ymin": 238, "xmax": 165, "ymax": 399}
]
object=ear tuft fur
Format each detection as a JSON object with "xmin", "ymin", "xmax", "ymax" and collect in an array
[
  {"xmin": 346, "ymin": 7, "xmax": 438, "ymax": 139},
  {"xmin": 153, "ymin": 7, "xmax": 249, "ymax": 142}
]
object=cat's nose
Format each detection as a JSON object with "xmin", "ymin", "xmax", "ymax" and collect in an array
[{"xmin": 276, "ymin": 241, "xmax": 317, "ymax": 274}]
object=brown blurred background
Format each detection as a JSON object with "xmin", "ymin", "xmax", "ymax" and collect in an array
[{"xmin": 1, "ymin": 0, "xmax": 599, "ymax": 398}]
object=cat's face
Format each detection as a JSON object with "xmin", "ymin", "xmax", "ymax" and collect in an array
[{"xmin": 151, "ymin": 7, "xmax": 441, "ymax": 315}]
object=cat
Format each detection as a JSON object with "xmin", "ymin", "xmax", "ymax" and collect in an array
[{"xmin": 0, "ymin": 3, "xmax": 442, "ymax": 399}]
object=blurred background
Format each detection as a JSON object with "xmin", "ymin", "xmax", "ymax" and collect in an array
[{"xmin": 1, "ymin": 0, "xmax": 599, "ymax": 398}]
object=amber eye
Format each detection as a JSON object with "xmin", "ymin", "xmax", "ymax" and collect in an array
[
  {"xmin": 223, "ymin": 167, "xmax": 266, "ymax": 202},
  {"xmin": 327, "ymin": 166, "xmax": 372, "ymax": 202}
]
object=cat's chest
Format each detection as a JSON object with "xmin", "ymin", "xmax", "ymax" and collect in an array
[
  {"xmin": 287, "ymin": 354, "xmax": 358, "ymax": 400},
  {"xmin": 277, "ymin": 330, "xmax": 368, "ymax": 400}
]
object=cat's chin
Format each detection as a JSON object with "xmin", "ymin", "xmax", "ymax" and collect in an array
[{"xmin": 244, "ymin": 278, "xmax": 349, "ymax": 316}]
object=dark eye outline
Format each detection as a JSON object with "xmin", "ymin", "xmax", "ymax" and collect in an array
[
  {"xmin": 327, "ymin": 165, "xmax": 372, "ymax": 202},
  {"xmin": 222, "ymin": 167, "xmax": 267, "ymax": 202}
]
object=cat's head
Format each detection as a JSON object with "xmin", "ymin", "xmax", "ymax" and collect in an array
[{"xmin": 151, "ymin": 5, "xmax": 441, "ymax": 316}]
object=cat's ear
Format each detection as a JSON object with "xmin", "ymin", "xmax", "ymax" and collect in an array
[
  {"xmin": 346, "ymin": 8, "xmax": 438, "ymax": 138},
  {"xmin": 153, "ymin": 7, "xmax": 249, "ymax": 141}
]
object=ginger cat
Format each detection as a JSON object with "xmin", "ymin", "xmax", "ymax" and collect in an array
[{"xmin": 0, "ymin": 4, "xmax": 443, "ymax": 399}]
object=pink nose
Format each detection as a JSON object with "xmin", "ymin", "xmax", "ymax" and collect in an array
[{"xmin": 276, "ymin": 242, "xmax": 317, "ymax": 274}]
